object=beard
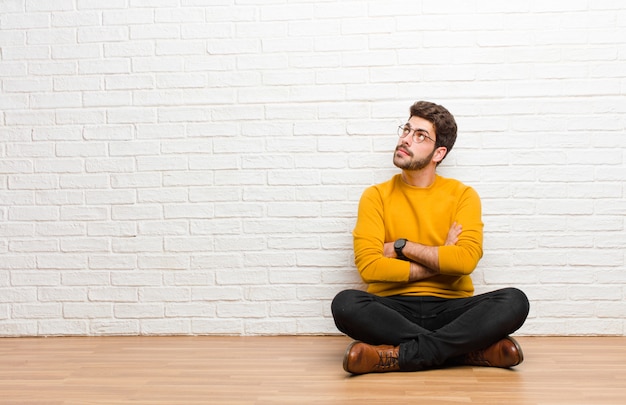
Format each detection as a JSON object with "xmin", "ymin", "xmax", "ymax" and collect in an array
[{"xmin": 393, "ymin": 145, "xmax": 436, "ymax": 171}]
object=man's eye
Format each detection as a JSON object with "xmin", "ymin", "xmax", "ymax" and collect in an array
[{"xmin": 417, "ymin": 134, "xmax": 425, "ymax": 141}]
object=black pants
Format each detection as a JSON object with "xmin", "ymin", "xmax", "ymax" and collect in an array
[{"xmin": 331, "ymin": 287, "xmax": 529, "ymax": 371}]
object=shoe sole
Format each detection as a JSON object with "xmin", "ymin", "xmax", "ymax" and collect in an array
[
  {"xmin": 506, "ymin": 336, "xmax": 524, "ymax": 366},
  {"xmin": 342, "ymin": 341, "xmax": 361, "ymax": 373}
]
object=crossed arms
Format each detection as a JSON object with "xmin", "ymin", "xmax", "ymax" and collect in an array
[
  {"xmin": 352, "ymin": 182, "xmax": 483, "ymax": 286},
  {"xmin": 382, "ymin": 222, "xmax": 462, "ymax": 282}
]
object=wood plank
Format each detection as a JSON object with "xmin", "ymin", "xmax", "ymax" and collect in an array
[{"xmin": 1, "ymin": 336, "xmax": 625, "ymax": 404}]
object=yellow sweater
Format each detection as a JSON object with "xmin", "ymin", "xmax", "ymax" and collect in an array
[{"xmin": 353, "ymin": 174, "xmax": 483, "ymax": 298}]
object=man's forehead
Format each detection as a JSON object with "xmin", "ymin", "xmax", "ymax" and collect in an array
[{"xmin": 407, "ymin": 116, "xmax": 435, "ymax": 133}]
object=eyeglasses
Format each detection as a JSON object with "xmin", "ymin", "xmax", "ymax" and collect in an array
[{"xmin": 397, "ymin": 125, "xmax": 435, "ymax": 144}]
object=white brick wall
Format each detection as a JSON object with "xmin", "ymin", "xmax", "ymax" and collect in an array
[{"xmin": 1, "ymin": 1, "xmax": 625, "ymax": 336}]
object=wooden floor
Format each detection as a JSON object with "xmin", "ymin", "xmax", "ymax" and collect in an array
[{"xmin": 2, "ymin": 336, "xmax": 626, "ymax": 404}]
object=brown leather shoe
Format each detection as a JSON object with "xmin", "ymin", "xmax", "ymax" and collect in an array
[
  {"xmin": 343, "ymin": 341, "xmax": 400, "ymax": 374},
  {"xmin": 460, "ymin": 336, "xmax": 524, "ymax": 368}
]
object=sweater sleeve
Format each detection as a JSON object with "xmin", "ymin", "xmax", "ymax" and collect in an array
[
  {"xmin": 437, "ymin": 187, "xmax": 483, "ymax": 276},
  {"xmin": 352, "ymin": 186, "xmax": 410, "ymax": 283}
]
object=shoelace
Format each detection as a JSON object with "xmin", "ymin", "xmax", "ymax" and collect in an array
[
  {"xmin": 376, "ymin": 349, "xmax": 399, "ymax": 370},
  {"xmin": 463, "ymin": 350, "xmax": 491, "ymax": 366}
]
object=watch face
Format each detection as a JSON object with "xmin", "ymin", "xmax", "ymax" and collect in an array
[{"xmin": 394, "ymin": 239, "xmax": 406, "ymax": 249}]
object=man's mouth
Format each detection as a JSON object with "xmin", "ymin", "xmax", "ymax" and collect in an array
[{"xmin": 396, "ymin": 146, "xmax": 411, "ymax": 157}]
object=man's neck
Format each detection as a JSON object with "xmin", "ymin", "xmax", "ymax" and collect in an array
[{"xmin": 400, "ymin": 167, "xmax": 437, "ymax": 188}]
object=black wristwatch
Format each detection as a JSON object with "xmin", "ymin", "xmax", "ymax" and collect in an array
[{"xmin": 394, "ymin": 238, "xmax": 408, "ymax": 260}]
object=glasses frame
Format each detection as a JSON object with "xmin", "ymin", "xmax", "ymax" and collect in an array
[{"xmin": 397, "ymin": 125, "xmax": 435, "ymax": 144}]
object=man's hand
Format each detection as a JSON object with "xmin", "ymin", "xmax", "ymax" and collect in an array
[
  {"xmin": 383, "ymin": 241, "xmax": 396, "ymax": 258},
  {"xmin": 445, "ymin": 222, "xmax": 462, "ymax": 246},
  {"xmin": 385, "ymin": 222, "xmax": 463, "ymax": 282},
  {"xmin": 408, "ymin": 262, "xmax": 439, "ymax": 282},
  {"xmin": 384, "ymin": 222, "xmax": 462, "ymax": 258}
]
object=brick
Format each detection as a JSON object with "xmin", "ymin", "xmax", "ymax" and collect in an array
[
  {"xmin": 138, "ymin": 188, "xmax": 188, "ymax": 203},
  {"xmin": 0, "ymin": 159, "xmax": 33, "ymax": 174},
  {"xmin": 88, "ymin": 255, "xmax": 137, "ymax": 270},
  {"xmin": 270, "ymin": 301, "xmax": 322, "ymax": 317},
  {"xmin": 137, "ymin": 156, "xmax": 187, "ymax": 171},
  {"xmin": 164, "ymin": 203, "xmax": 215, "ymax": 219},
  {"xmin": 141, "ymin": 319, "xmax": 191, "ymax": 335},
  {"xmin": 0, "ymin": 13, "xmax": 49, "ymax": 29},
  {"xmin": 37, "ymin": 254, "xmax": 87, "ymax": 270},
  {"xmin": 11, "ymin": 272, "xmax": 60, "ymax": 286},
  {"xmin": 0, "ymin": 93, "xmax": 28, "ymax": 111},
  {"xmin": 88, "ymin": 287, "xmax": 138, "ymax": 302},
  {"xmin": 156, "ymin": 41, "xmax": 206, "ymax": 57},
  {"xmin": 111, "ymin": 173, "xmax": 161, "ymax": 188},
  {"xmin": 245, "ymin": 319, "xmax": 297, "ymax": 335},
  {"xmin": 217, "ymin": 302, "xmax": 266, "ymax": 318},
  {"xmin": 13, "ymin": 303, "xmax": 62, "ymax": 319},
  {"xmin": 130, "ymin": 24, "xmax": 180, "ymax": 40},
  {"xmin": 165, "ymin": 302, "xmax": 215, "ymax": 317},
  {"xmin": 78, "ymin": 26, "xmax": 128, "ymax": 43},
  {"xmin": 0, "ymin": 223, "xmax": 35, "ymax": 237},
  {"xmin": 164, "ymin": 271, "xmax": 214, "ymax": 287},
  {"xmin": 38, "ymin": 320, "xmax": 89, "ymax": 336},
  {"xmin": 60, "ymin": 206, "xmax": 107, "ymax": 221},
  {"xmin": 103, "ymin": 76, "xmax": 154, "ymax": 92},
  {"xmin": 36, "ymin": 223, "xmax": 85, "ymax": 237},
  {"xmin": 114, "ymin": 303, "xmax": 164, "ymax": 318},
  {"xmin": 314, "ymin": 2, "xmax": 367, "ymax": 19},
  {"xmin": 192, "ymin": 286, "xmax": 243, "ymax": 301},
  {"xmin": 104, "ymin": 41, "xmax": 154, "ymax": 57},
  {"xmin": 55, "ymin": 109, "xmax": 106, "ymax": 125},
  {"xmin": 39, "ymin": 287, "xmax": 88, "ymax": 302},
  {"xmin": 207, "ymin": 38, "xmax": 260, "ymax": 54},
  {"xmin": 51, "ymin": 44, "xmax": 101, "ymax": 60},
  {"xmin": 139, "ymin": 287, "xmax": 190, "ymax": 302},
  {"xmin": 79, "ymin": 59, "xmax": 130, "ymax": 75},
  {"xmin": 61, "ymin": 271, "xmax": 109, "ymax": 286},
  {"xmin": 52, "ymin": 11, "xmax": 100, "ymax": 27},
  {"xmin": 87, "ymin": 223, "xmax": 136, "ymax": 237},
  {"xmin": 1, "ymin": 45, "xmax": 50, "ymax": 61},
  {"xmin": 164, "ymin": 237, "xmax": 214, "ymax": 252},
  {"xmin": 9, "ymin": 206, "xmax": 59, "ymax": 221},
  {"xmin": 192, "ymin": 319, "xmax": 242, "ymax": 335},
  {"xmin": 189, "ymin": 218, "xmax": 241, "ymax": 235},
  {"xmin": 85, "ymin": 158, "xmax": 135, "ymax": 174},
  {"xmin": 182, "ymin": 22, "xmax": 232, "ymax": 39},
  {"xmin": 102, "ymin": 9, "xmax": 154, "ymax": 25},
  {"xmin": 112, "ymin": 205, "xmax": 162, "ymax": 220},
  {"xmin": 139, "ymin": 210, "xmax": 189, "ymax": 232},
  {"xmin": 138, "ymin": 255, "xmax": 188, "ymax": 270},
  {"xmin": 6, "ymin": 111, "xmax": 55, "ymax": 125},
  {"xmin": 90, "ymin": 320, "xmax": 139, "ymax": 335},
  {"xmin": 298, "ymin": 318, "xmax": 338, "ymax": 335},
  {"xmin": 28, "ymin": 28, "xmax": 77, "ymax": 46},
  {"xmin": 60, "ymin": 237, "xmax": 109, "ymax": 253},
  {"xmin": 111, "ymin": 272, "xmax": 164, "ymax": 287},
  {"xmin": 241, "ymin": 186, "xmax": 295, "ymax": 202},
  {"xmin": 158, "ymin": 107, "xmax": 211, "ymax": 123},
  {"xmin": 109, "ymin": 141, "xmax": 160, "ymax": 156},
  {"xmin": 0, "ymin": 322, "xmax": 38, "ymax": 336},
  {"xmin": 107, "ymin": 108, "xmax": 156, "ymax": 124},
  {"xmin": 111, "ymin": 237, "xmax": 162, "ymax": 253},
  {"xmin": 64, "ymin": 303, "xmax": 112, "ymax": 318},
  {"xmin": 10, "ymin": 239, "xmax": 59, "ymax": 253},
  {"xmin": 35, "ymin": 158, "xmax": 83, "ymax": 174}
]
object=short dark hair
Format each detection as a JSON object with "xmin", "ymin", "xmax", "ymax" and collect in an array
[{"xmin": 409, "ymin": 101, "xmax": 457, "ymax": 163}]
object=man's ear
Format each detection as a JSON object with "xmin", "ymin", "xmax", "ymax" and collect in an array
[{"xmin": 433, "ymin": 147, "xmax": 448, "ymax": 163}]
